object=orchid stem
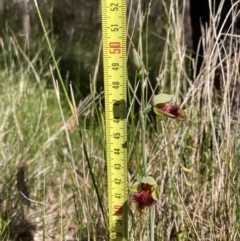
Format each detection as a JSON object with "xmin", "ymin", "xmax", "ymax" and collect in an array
[
  {"xmin": 140, "ymin": 71, "xmax": 147, "ymax": 177},
  {"xmin": 150, "ymin": 209, "xmax": 155, "ymax": 241},
  {"xmin": 140, "ymin": 112, "xmax": 147, "ymax": 176},
  {"xmin": 140, "ymin": 68, "xmax": 155, "ymax": 241}
]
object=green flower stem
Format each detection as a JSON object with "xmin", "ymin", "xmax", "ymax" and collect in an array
[
  {"xmin": 140, "ymin": 71, "xmax": 147, "ymax": 176},
  {"xmin": 139, "ymin": 45, "xmax": 155, "ymax": 241},
  {"xmin": 140, "ymin": 112, "xmax": 147, "ymax": 176},
  {"xmin": 146, "ymin": 2, "xmax": 155, "ymax": 240},
  {"xmin": 140, "ymin": 73, "xmax": 155, "ymax": 241},
  {"xmin": 150, "ymin": 209, "xmax": 155, "ymax": 241}
]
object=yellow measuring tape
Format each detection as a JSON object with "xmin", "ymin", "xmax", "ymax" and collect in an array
[{"xmin": 101, "ymin": 0, "xmax": 128, "ymax": 240}]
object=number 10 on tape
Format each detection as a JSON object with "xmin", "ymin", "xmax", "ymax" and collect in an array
[{"xmin": 101, "ymin": 0, "xmax": 128, "ymax": 240}]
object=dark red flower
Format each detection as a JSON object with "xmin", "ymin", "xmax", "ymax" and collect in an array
[
  {"xmin": 131, "ymin": 183, "xmax": 155, "ymax": 209},
  {"xmin": 130, "ymin": 176, "xmax": 159, "ymax": 216}
]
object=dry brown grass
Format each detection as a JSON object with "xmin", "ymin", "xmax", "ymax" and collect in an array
[
  {"xmin": 126, "ymin": 0, "xmax": 240, "ymax": 240},
  {"xmin": 1, "ymin": 0, "xmax": 240, "ymax": 240}
]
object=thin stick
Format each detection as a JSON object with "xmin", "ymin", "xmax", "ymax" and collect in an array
[{"xmin": 175, "ymin": 184, "xmax": 201, "ymax": 241}]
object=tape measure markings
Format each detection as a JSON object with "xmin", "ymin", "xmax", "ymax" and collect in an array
[{"xmin": 101, "ymin": 0, "xmax": 128, "ymax": 240}]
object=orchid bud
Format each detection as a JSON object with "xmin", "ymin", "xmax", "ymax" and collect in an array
[{"xmin": 132, "ymin": 48, "xmax": 143, "ymax": 72}]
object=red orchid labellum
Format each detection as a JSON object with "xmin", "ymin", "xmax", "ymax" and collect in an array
[{"xmin": 130, "ymin": 176, "xmax": 159, "ymax": 216}]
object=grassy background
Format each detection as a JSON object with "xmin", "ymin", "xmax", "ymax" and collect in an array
[{"xmin": 0, "ymin": 0, "xmax": 240, "ymax": 240}]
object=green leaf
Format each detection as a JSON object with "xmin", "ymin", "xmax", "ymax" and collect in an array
[{"xmin": 152, "ymin": 94, "xmax": 173, "ymax": 106}]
